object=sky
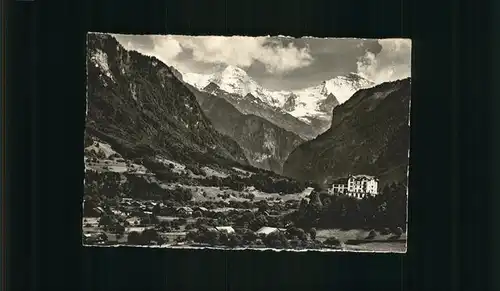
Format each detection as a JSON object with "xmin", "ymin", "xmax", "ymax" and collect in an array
[{"xmin": 112, "ymin": 34, "xmax": 411, "ymax": 91}]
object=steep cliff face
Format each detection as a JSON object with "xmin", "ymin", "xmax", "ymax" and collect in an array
[
  {"xmin": 86, "ymin": 33, "xmax": 248, "ymax": 166},
  {"xmin": 283, "ymin": 78, "xmax": 411, "ymax": 187},
  {"xmin": 182, "ymin": 68, "xmax": 373, "ymax": 138},
  {"xmin": 187, "ymin": 84, "xmax": 305, "ymax": 174},
  {"xmin": 202, "ymin": 83, "xmax": 317, "ymax": 140}
]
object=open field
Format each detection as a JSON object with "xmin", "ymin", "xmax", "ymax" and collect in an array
[
  {"xmin": 344, "ymin": 242, "xmax": 406, "ymax": 252},
  {"xmin": 315, "ymin": 228, "xmax": 408, "ymax": 242}
]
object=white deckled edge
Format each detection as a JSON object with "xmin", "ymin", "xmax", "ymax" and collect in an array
[
  {"xmin": 404, "ymin": 79, "xmax": 412, "ymax": 252},
  {"xmin": 90, "ymin": 33, "xmax": 411, "ymax": 42}
]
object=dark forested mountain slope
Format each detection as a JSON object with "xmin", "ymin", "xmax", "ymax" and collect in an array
[{"xmin": 187, "ymin": 83, "xmax": 305, "ymax": 174}]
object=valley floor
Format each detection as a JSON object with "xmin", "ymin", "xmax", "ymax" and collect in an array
[{"xmin": 82, "ymin": 192, "xmax": 407, "ymax": 252}]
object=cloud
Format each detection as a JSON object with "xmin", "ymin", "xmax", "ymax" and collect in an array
[
  {"xmin": 356, "ymin": 39, "xmax": 412, "ymax": 84},
  {"xmin": 152, "ymin": 36, "xmax": 184, "ymax": 63},
  {"xmin": 112, "ymin": 34, "xmax": 409, "ymax": 88},
  {"xmin": 173, "ymin": 36, "xmax": 313, "ymax": 74}
]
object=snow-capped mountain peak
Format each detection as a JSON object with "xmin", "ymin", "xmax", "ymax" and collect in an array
[
  {"xmin": 199, "ymin": 65, "xmax": 286, "ymax": 106},
  {"xmin": 208, "ymin": 65, "xmax": 255, "ymax": 97},
  {"xmin": 319, "ymin": 74, "xmax": 375, "ymax": 103}
]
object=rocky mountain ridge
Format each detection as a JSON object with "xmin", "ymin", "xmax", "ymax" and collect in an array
[
  {"xmin": 86, "ymin": 33, "xmax": 248, "ymax": 168},
  {"xmin": 181, "ymin": 66, "xmax": 374, "ymax": 137}
]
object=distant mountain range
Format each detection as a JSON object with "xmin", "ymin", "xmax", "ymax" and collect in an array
[
  {"xmin": 181, "ymin": 66, "xmax": 374, "ymax": 138},
  {"xmin": 282, "ymin": 78, "xmax": 411, "ymax": 187}
]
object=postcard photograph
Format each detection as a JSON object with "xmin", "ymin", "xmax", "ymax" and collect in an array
[{"xmin": 83, "ymin": 32, "xmax": 411, "ymax": 252}]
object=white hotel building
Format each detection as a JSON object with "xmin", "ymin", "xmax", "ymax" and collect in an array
[{"xmin": 328, "ymin": 174, "xmax": 379, "ymax": 199}]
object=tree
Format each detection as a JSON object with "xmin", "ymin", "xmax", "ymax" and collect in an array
[
  {"xmin": 286, "ymin": 227, "xmax": 307, "ymax": 241},
  {"xmin": 392, "ymin": 227, "xmax": 404, "ymax": 237},
  {"xmin": 241, "ymin": 229, "xmax": 258, "ymax": 244},
  {"xmin": 263, "ymin": 231, "xmax": 289, "ymax": 248},
  {"xmin": 115, "ymin": 224, "xmax": 125, "ymax": 235},
  {"xmin": 380, "ymin": 227, "xmax": 391, "ymax": 235},
  {"xmin": 309, "ymin": 191, "xmax": 323, "ymax": 208},
  {"xmin": 324, "ymin": 237, "xmax": 341, "ymax": 247},
  {"xmin": 309, "ymin": 228, "xmax": 317, "ymax": 240},
  {"xmin": 257, "ymin": 200, "xmax": 269, "ymax": 213},
  {"xmin": 98, "ymin": 215, "xmax": 115, "ymax": 227},
  {"xmin": 235, "ymin": 211, "xmax": 255, "ymax": 227},
  {"xmin": 127, "ymin": 231, "xmax": 142, "ymax": 245},
  {"xmin": 250, "ymin": 214, "xmax": 268, "ymax": 231},
  {"xmin": 219, "ymin": 232, "xmax": 229, "ymax": 245},
  {"xmin": 203, "ymin": 230, "xmax": 220, "ymax": 245},
  {"xmin": 83, "ymin": 197, "xmax": 100, "ymax": 217},
  {"xmin": 98, "ymin": 232, "xmax": 108, "ymax": 242},
  {"xmin": 366, "ymin": 230, "xmax": 377, "ymax": 240},
  {"xmin": 298, "ymin": 199, "xmax": 309, "ymax": 215},
  {"xmin": 141, "ymin": 228, "xmax": 163, "ymax": 245},
  {"xmin": 227, "ymin": 233, "xmax": 243, "ymax": 247},
  {"xmin": 186, "ymin": 231, "xmax": 199, "ymax": 242},
  {"xmin": 152, "ymin": 204, "xmax": 162, "ymax": 216},
  {"xmin": 172, "ymin": 187, "xmax": 193, "ymax": 202},
  {"xmin": 322, "ymin": 197, "xmax": 332, "ymax": 207}
]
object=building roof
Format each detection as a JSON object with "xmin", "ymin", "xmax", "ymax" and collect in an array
[
  {"xmin": 255, "ymin": 227, "xmax": 279, "ymax": 235},
  {"xmin": 176, "ymin": 206, "xmax": 193, "ymax": 212},
  {"xmin": 201, "ymin": 226, "xmax": 218, "ymax": 232},
  {"xmin": 349, "ymin": 174, "xmax": 377, "ymax": 181},
  {"xmin": 301, "ymin": 187, "xmax": 314, "ymax": 196},
  {"xmin": 215, "ymin": 226, "xmax": 235, "ymax": 233}
]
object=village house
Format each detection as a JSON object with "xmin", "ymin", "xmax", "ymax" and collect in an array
[
  {"xmin": 328, "ymin": 174, "xmax": 379, "ymax": 199},
  {"xmin": 175, "ymin": 206, "xmax": 193, "ymax": 216},
  {"xmin": 255, "ymin": 226, "xmax": 287, "ymax": 236}
]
